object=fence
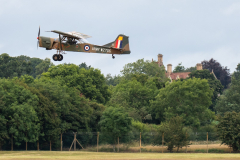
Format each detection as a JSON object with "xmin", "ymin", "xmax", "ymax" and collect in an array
[{"xmin": 0, "ymin": 132, "xmax": 233, "ymax": 153}]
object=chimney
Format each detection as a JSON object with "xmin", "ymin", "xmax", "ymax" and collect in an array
[
  {"xmin": 158, "ymin": 54, "xmax": 163, "ymax": 66},
  {"xmin": 167, "ymin": 64, "xmax": 172, "ymax": 74},
  {"xmin": 196, "ymin": 63, "xmax": 202, "ymax": 70}
]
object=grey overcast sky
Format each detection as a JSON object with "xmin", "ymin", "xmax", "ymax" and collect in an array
[{"xmin": 0, "ymin": 0, "xmax": 240, "ymax": 75}]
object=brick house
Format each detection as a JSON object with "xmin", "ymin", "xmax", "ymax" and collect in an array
[{"xmin": 152, "ymin": 54, "xmax": 216, "ymax": 82}]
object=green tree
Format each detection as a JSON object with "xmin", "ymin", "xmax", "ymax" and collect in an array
[
  {"xmin": 151, "ymin": 78, "xmax": 214, "ymax": 127},
  {"xmin": 31, "ymin": 79, "xmax": 93, "ymax": 133},
  {"xmin": 8, "ymin": 104, "xmax": 40, "ymax": 146},
  {"xmin": 88, "ymin": 102, "xmax": 105, "ymax": 132},
  {"xmin": 109, "ymin": 79, "xmax": 159, "ymax": 121},
  {"xmin": 98, "ymin": 106, "xmax": 132, "ymax": 151},
  {"xmin": 0, "ymin": 79, "xmax": 40, "ymax": 146},
  {"xmin": 217, "ymin": 112, "xmax": 240, "ymax": 152},
  {"xmin": 0, "ymin": 53, "xmax": 31, "ymax": 78},
  {"xmin": 0, "ymin": 54, "xmax": 54, "ymax": 78},
  {"xmin": 79, "ymin": 62, "xmax": 91, "ymax": 70},
  {"xmin": 105, "ymin": 74, "xmax": 124, "ymax": 86},
  {"xmin": 189, "ymin": 69, "xmax": 223, "ymax": 111},
  {"xmin": 185, "ymin": 66, "xmax": 196, "ymax": 72},
  {"xmin": 233, "ymin": 63, "xmax": 240, "ymax": 80},
  {"xmin": 172, "ymin": 63, "xmax": 196, "ymax": 73},
  {"xmin": 159, "ymin": 116, "xmax": 188, "ymax": 152},
  {"xmin": 35, "ymin": 58, "xmax": 54, "ymax": 76},
  {"xmin": 41, "ymin": 64, "xmax": 111, "ymax": 104},
  {"xmin": 173, "ymin": 63, "xmax": 185, "ymax": 73},
  {"xmin": 215, "ymin": 77, "xmax": 240, "ymax": 115},
  {"xmin": 0, "ymin": 115, "xmax": 8, "ymax": 149},
  {"xmin": 121, "ymin": 58, "xmax": 166, "ymax": 80},
  {"xmin": 21, "ymin": 81, "xmax": 61, "ymax": 144}
]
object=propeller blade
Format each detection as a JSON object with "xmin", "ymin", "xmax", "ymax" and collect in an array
[
  {"xmin": 37, "ymin": 26, "xmax": 40, "ymax": 49},
  {"xmin": 38, "ymin": 26, "xmax": 40, "ymax": 38}
]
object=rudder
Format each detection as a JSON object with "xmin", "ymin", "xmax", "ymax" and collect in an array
[{"xmin": 114, "ymin": 34, "xmax": 130, "ymax": 54}]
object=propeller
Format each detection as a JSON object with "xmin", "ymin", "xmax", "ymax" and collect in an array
[{"xmin": 37, "ymin": 26, "xmax": 40, "ymax": 49}]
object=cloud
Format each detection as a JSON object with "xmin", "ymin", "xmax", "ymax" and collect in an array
[
  {"xmin": 0, "ymin": 44, "xmax": 4, "ymax": 49},
  {"xmin": 222, "ymin": 2, "xmax": 240, "ymax": 15},
  {"xmin": 0, "ymin": 0, "xmax": 24, "ymax": 17},
  {"xmin": 171, "ymin": 8, "xmax": 181, "ymax": 13}
]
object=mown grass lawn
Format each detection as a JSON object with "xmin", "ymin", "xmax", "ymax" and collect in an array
[{"xmin": 0, "ymin": 151, "xmax": 240, "ymax": 160}]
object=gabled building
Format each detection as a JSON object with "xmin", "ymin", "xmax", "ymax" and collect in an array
[{"xmin": 152, "ymin": 54, "xmax": 203, "ymax": 82}]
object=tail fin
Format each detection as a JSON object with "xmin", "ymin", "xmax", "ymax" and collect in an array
[{"xmin": 114, "ymin": 34, "xmax": 130, "ymax": 54}]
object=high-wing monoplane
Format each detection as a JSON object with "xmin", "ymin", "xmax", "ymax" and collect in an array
[{"xmin": 37, "ymin": 27, "xmax": 130, "ymax": 61}]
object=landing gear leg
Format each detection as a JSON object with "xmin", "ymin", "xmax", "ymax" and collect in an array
[{"xmin": 112, "ymin": 54, "xmax": 115, "ymax": 59}]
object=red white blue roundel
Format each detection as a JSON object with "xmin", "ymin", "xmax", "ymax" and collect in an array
[{"xmin": 84, "ymin": 45, "xmax": 90, "ymax": 51}]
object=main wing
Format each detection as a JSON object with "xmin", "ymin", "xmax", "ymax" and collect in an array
[{"xmin": 51, "ymin": 30, "xmax": 91, "ymax": 40}]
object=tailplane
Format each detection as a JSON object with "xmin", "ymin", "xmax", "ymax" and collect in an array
[
  {"xmin": 103, "ymin": 34, "xmax": 130, "ymax": 54},
  {"xmin": 114, "ymin": 34, "xmax": 130, "ymax": 54}
]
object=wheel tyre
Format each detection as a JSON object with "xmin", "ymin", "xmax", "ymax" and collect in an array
[
  {"xmin": 58, "ymin": 54, "xmax": 63, "ymax": 61},
  {"xmin": 52, "ymin": 54, "xmax": 59, "ymax": 61}
]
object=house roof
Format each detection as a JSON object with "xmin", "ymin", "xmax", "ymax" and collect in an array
[{"xmin": 165, "ymin": 72, "xmax": 191, "ymax": 80}]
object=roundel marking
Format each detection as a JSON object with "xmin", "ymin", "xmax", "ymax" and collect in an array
[{"xmin": 84, "ymin": 45, "xmax": 90, "ymax": 51}]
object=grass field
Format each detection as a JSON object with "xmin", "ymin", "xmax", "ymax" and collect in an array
[
  {"xmin": 0, "ymin": 151, "xmax": 240, "ymax": 160},
  {"xmin": 83, "ymin": 143, "xmax": 231, "ymax": 153}
]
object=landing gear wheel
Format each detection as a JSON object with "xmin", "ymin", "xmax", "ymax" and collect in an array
[
  {"xmin": 52, "ymin": 54, "xmax": 59, "ymax": 61},
  {"xmin": 112, "ymin": 54, "xmax": 115, "ymax": 59},
  {"xmin": 58, "ymin": 54, "xmax": 63, "ymax": 61}
]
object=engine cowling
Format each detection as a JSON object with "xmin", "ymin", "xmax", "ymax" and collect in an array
[{"xmin": 39, "ymin": 36, "xmax": 54, "ymax": 50}]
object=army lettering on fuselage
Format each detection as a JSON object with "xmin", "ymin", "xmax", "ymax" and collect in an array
[{"xmin": 92, "ymin": 47, "xmax": 111, "ymax": 53}]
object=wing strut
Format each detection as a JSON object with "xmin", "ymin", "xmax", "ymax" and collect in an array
[
  {"xmin": 52, "ymin": 34, "xmax": 64, "ymax": 61},
  {"xmin": 59, "ymin": 34, "xmax": 62, "ymax": 51}
]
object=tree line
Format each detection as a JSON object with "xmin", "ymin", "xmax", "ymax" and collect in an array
[{"xmin": 0, "ymin": 53, "xmax": 240, "ymax": 152}]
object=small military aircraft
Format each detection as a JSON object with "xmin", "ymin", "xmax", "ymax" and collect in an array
[{"xmin": 37, "ymin": 27, "xmax": 130, "ymax": 61}]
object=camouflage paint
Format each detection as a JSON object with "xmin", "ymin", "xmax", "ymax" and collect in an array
[{"xmin": 38, "ymin": 34, "xmax": 130, "ymax": 55}]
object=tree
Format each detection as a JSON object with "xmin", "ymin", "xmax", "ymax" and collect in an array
[
  {"xmin": 217, "ymin": 112, "xmax": 240, "ymax": 152},
  {"xmin": 185, "ymin": 66, "xmax": 196, "ymax": 72},
  {"xmin": 98, "ymin": 106, "xmax": 132, "ymax": 151},
  {"xmin": 150, "ymin": 78, "xmax": 214, "ymax": 127},
  {"xmin": 88, "ymin": 102, "xmax": 105, "ymax": 132},
  {"xmin": 159, "ymin": 116, "xmax": 188, "ymax": 152},
  {"xmin": 121, "ymin": 58, "xmax": 166, "ymax": 80},
  {"xmin": 16, "ymin": 80, "xmax": 61, "ymax": 144},
  {"xmin": 189, "ymin": 69, "xmax": 223, "ymax": 111},
  {"xmin": 30, "ymin": 79, "xmax": 93, "ymax": 133},
  {"xmin": 108, "ymin": 79, "xmax": 159, "ymax": 121},
  {"xmin": 0, "ymin": 79, "xmax": 40, "ymax": 146},
  {"xmin": 79, "ymin": 62, "xmax": 91, "ymax": 70},
  {"xmin": 215, "ymin": 76, "xmax": 240, "ymax": 115},
  {"xmin": 105, "ymin": 74, "xmax": 124, "ymax": 86},
  {"xmin": 8, "ymin": 104, "xmax": 40, "ymax": 146},
  {"xmin": 41, "ymin": 64, "xmax": 111, "ymax": 104},
  {"xmin": 35, "ymin": 58, "xmax": 54, "ymax": 76},
  {"xmin": 233, "ymin": 63, "xmax": 240, "ymax": 80},
  {"xmin": 202, "ymin": 58, "xmax": 231, "ymax": 89},
  {"xmin": 0, "ymin": 54, "xmax": 54, "ymax": 78},
  {"xmin": 0, "ymin": 115, "xmax": 8, "ymax": 149},
  {"xmin": 0, "ymin": 53, "xmax": 31, "ymax": 78},
  {"xmin": 173, "ymin": 63, "xmax": 185, "ymax": 73},
  {"xmin": 173, "ymin": 63, "xmax": 196, "ymax": 73}
]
